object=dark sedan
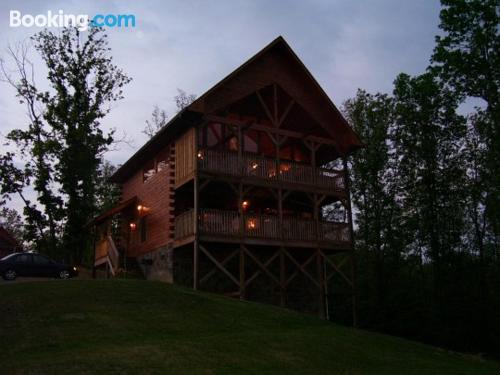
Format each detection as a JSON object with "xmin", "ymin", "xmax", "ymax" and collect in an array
[{"xmin": 0, "ymin": 252, "xmax": 78, "ymax": 281}]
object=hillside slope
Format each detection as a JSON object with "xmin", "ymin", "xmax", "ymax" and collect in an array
[{"xmin": 0, "ymin": 280, "xmax": 497, "ymax": 374}]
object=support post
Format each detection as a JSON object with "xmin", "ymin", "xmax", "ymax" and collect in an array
[
  {"xmin": 239, "ymin": 244, "xmax": 245, "ymax": 300},
  {"xmin": 343, "ymin": 156, "xmax": 357, "ymax": 327},
  {"xmin": 280, "ymin": 246, "xmax": 286, "ymax": 307},
  {"xmin": 193, "ymin": 171, "xmax": 200, "ymax": 290},
  {"xmin": 317, "ymin": 250, "xmax": 326, "ymax": 319}
]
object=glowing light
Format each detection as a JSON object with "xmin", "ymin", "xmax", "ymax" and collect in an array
[
  {"xmin": 251, "ymin": 162, "xmax": 258, "ymax": 170},
  {"xmin": 247, "ymin": 219, "xmax": 256, "ymax": 229},
  {"xmin": 129, "ymin": 222, "xmax": 137, "ymax": 231},
  {"xmin": 280, "ymin": 164, "xmax": 291, "ymax": 173},
  {"xmin": 197, "ymin": 151, "xmax": 204, "ymax": 159},
  {"xmin": 242, "ymin": 200, "xmax": 250, "ymax": 210},
  {"xmin": 137, "ymin": 204, "xmax": 150, "ymax": 214}
]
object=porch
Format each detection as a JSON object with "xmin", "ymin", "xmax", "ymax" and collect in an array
[{"xmin": 174, "ymin": 208, "xmax": 351, "ymax": 249}]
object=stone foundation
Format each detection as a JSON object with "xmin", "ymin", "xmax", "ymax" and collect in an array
[{"xmin": 136, "ymin": 244, "xmax": 173, "ymax": 283}]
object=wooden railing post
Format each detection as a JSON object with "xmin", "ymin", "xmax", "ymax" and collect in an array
[{"xmin": 193, "ymin": 175, "xmax": 200, "ymax": 290}]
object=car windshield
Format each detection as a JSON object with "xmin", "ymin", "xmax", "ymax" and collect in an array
[{"xmin": 1, "ymin": 253, "xmax": 18, "ymax": 261}]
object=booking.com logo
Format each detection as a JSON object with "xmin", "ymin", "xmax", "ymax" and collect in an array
[{"xmin": 9, "ymin": 10, "xmax": 136, "ymax": 31}]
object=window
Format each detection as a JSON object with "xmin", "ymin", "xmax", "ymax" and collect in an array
[
  {"xmin": 243, "ymin": 130, "xmax": 258, "ymax": 153},
  {"xmin": 33, "ymin": 255, "xmax": 51, "ymax": 265},
  {"xmin": 15, "ymin": 254, "xmax": 31, "ymax": 264},
  {"xmin": 140, "ymin": 217, "xmax": 147, "ymax": 243},
  {"xmin": 156, "ymin": 146, "xmax": 170, "ymax": 172},
  {"xmin": 1, "ymin": 253, "xmax": 17, "ymax": 261},
  {"xmin": 206, "ymin": 123, "xmax": 222, "ymax": 147},
  {"xmin": 143, "ymin": 159, "xmax": 156, "ymax": 182}
]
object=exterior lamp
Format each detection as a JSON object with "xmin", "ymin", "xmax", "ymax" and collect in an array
[
  {"xmin": 197, "ymin": 151, "xmax": 204, "ymax": 159},
  {"xmin": 129, "ymin": 222, "xmax": 137, "ymax": 231},
  {"xmin": 242, "ymin": 200, "xmax": 250, "ymax": 210},
  {"xmin": 247, "ymin": 219, "xmax": 256, "ymax": 230},
  {"xmin": 137, "ymin": 204, "xmax": 150, "ymax": 215}
]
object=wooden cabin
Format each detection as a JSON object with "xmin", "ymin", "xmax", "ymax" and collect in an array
[{"xmin": 91, "ymin": 36, "xmax": 362, "ymax": 318}]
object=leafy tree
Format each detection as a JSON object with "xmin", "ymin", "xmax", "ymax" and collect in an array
[
  {"xmin": 95, "ymin": 160, "xmax": 121, "ymax": 214},
  {"xmin": 432, "ymin": 0, "xmax": 499, "ymax": 246},
  {"xmin": 0, "ymin": 151, "xmax": 49, "ymax": 249},
  {"xmin": 393, "ymin": 73, "xmax": 466, "ymax": 271},
  {"xmin": 0, "ymin": 206, "xmax": 25, "ymax": 246},
  {"xmin": 432, "ymin": 0, "xmax": 499, "ymax": 109},
  {"xmin": 0, "ymin": 27, "xmax": 131, "ymax": 263},
  {"xmin": 343, "ymin": 90, "xmax": 404, "ymax": 329}
]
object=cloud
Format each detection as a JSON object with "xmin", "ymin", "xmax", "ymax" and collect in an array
[{"xmin": 0, "ymin": 0, "xmax": 441, "ymax": 213}]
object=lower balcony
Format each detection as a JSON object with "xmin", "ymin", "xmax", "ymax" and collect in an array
[{"xmin": 174, "ymin": 209, "xmax": 352, "ymax": 249}]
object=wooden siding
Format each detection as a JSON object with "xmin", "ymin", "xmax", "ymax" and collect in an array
[
  {"xmin": 175, "ymin": 128, "xmax": 196, "ymax": 188},
  {"xmin": 121, "ymin": 144, "xmax": 172, "ymax": 257}
]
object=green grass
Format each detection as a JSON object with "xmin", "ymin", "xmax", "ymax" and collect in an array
[{"xmin": 0, "ymin": 280, "xmax": 498, "ymax": 374}]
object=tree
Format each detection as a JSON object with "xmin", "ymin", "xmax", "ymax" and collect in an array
[
  {"xmin": 174, "ymin": 88, "xmax": 196, "ymax": 112},
  {"xmin": 95, "ymin": 160, "xmax": 121, "ymax": 214},
  {"xmin": 343, "ymin": 90, "xmax": 403, "ymax": 329},
  {"xmin": 0, "ymin": 206, "xmax": 25, "ymax": 246},
  {"xmin": 0, "ymin": 27, "xmax": 131, "ymax": 263},
  {"xmin": 143, "ymin": 105, "xmax": 168, "ymax": 139},
  {"xmin": 143, "ymin": 89, "xmax": 196, "ymax": 139},
  {"xmin": 432, "ymin": 0, "xmax": 499, "ymax": 110},
  {"xmin": 432, "ymin": 0, "xmax": 500, "ymax": 247},
  {"xmin": 392, "ymin": 73, "xmax": 467, "ymax": 344}
]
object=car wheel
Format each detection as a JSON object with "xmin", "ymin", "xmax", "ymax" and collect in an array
[
  {"xmin": 3, "ymin": 269, "xmax": 17, "ymax": 281},
  {"xmin": 59, "ymin": 270, "xmax": 70, "ymax": 279}
]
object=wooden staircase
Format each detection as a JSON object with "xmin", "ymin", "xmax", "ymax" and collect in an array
[{"xmin": 94, "ymin": 235, "xmax": 120, "ymax": 276}]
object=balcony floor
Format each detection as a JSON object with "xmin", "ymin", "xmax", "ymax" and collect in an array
[{"xmin": 173, "ymin": 234, "xmax": 352, "ymax": 252}]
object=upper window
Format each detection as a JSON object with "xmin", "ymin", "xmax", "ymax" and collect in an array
[
  {"xmin": 243, "ymin": 130, "xmax": 258, "ymax": 153},
  {"xmin": 206, "ymin": 123, "xmax": 223, "ymax": 148},
  {"xmin": 143, "ymin": 159, "xmax": 156, "ymax": 182},
  {"xmin": 1, "ymin": 253, "xmax": 18, "ymax": 261}
]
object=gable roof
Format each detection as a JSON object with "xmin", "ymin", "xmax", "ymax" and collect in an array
[{"xmin": 111, "ymin": 36, "xmax": 361, "ymax": 183}]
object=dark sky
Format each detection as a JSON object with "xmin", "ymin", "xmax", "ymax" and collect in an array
[{"xmin": 0, "ymin": 0, "xmax": 441, "ymax": 212}]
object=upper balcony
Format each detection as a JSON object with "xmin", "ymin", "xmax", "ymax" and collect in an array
[{"xmin": 197, "ymin": 149, "xmax": 346, "ymax": 195}]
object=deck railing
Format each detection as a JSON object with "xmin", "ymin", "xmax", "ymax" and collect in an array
[
  {"xmin": 198, "ymin": 150, "xmax": 345, "ymax": 192},
  {"xmin": 174, "ymin": 209, "xmax": 196, "ymax": 240},
  {"xmin": 174, "ymin": 208, "xmax": 351, "ymax": 246}
]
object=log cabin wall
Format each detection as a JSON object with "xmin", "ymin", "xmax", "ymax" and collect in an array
[{"xmin": 121, "ymin": 143, "xmax": 173, "ymax": 257}]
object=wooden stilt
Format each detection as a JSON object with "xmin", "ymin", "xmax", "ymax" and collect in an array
[
  {"xmin": 239, "ymin": 244, "xmax": 245, "ymax": 300},
  {"xmin": 317, "ymin": 250, "xmax": 326, "ymax": 319},
  {"xmin": 280, "ymin": 246, "xmax": 286, "ymax": 307},
  {"xmin": 193, "ymin": 171, "xmax": 200, "ymax": 290}
]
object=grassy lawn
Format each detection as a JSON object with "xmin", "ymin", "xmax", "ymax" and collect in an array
[{"xmin": 0, "ymin": 280, "xmax": 498, "ymax": 374}]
